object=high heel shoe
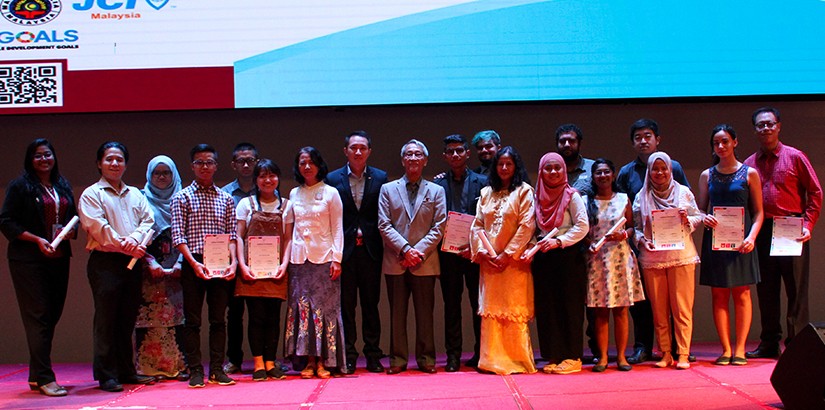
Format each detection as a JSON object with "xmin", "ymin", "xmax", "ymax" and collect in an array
[
  {"xmin": 676, "ymin": 355, "xmax": 690, "ymax": 370},
  {"xmin": 655, "ymin": 353, "xmax": 674, "ymax": 368}
]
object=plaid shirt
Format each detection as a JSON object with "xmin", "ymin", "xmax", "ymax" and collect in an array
[
  {"xmin": 171, "ymin": 181, "xmax": 237, "ymax": 254},
  {"xmin": 745, "ymin": 142, "xmax": 822, "ymax": 232}
]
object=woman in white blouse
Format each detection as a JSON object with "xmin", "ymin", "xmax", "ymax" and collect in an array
[
  {"xmin": 283, "ymin": 147, "xmax": 345, "ymax": 379},
  {"xmin": 633, "ymin": 152, "xmax": 702, "ymax": 370}
]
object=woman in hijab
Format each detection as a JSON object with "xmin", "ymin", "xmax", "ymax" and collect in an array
[
  {"xmin": 134, "ymin": 155, "xmax": 187, "ymax": 380},
  {"xmin": 470, "ymin": 146, "xmax": 536, "ymax": 375},
  {"xmin": 632, "ymin": 152, "xmax": 702, "ymax": 370},
  {"xmin": 525, "ymin": 152, "xmax": 589, "ymax": 375}
]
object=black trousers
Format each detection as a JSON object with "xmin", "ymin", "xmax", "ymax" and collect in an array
[
  {"xmin": 755, "ymin": 221, "xmax": 810, "ymax": 346},
  {"xmin": 532, "ymin": 245, "xmax": 586, "ymax": 363},
  {"xmin": 225, "ymin": 295, "xmax": 245, "ymax": 366},
  {"xmin": 181, "ymin": 254, "xmax": 234, "ymax": 374},
  {"xmin": 438, "ymin": 251, "xmax": 480, "ymax": 360},
  {"xmin": 340, "ymin": 245, "xmax": 383, "ymax": 361},
  {"xmin": 87, "ymin": 251, "xmax": 142, "ymax": 382},
  {"xmin": 9, "ymin": 257, "xmax": 69, "ymax": 386},
  {"xmin": 245, "ymin": 297, "xmax": 282, "ymax": 361},
  {"xmin": 386, "ymin": 272, "xmax": 436, "ymax": 368}
]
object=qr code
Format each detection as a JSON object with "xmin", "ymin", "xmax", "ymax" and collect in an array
[{"xmin": 0, "ymin": 63, "xmax": 63, "ymax": 108}]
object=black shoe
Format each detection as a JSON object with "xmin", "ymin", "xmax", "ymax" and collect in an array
[
  {"xmin": 366, "ymin": 357, "xmax": 384, "ymax": 373},
  {"xmin": 419, "ymin": 364, "xmax": 437, "ymax": 374},
  {"xmin": 592, "ymin": 364, "xmax": 607, "ymax": 373},
  {"xmin": 688, "ymin": 354, "xmax": 697, "ymax": 363},
  {"xmin": 267, "ymin": 367, "xmax": 287, "ymax": 380},
  {"xmin": 465, "ymin": 355, "xmax": 480, "ymax": 368},
  {"xmin": 188, "ymin": 370, "xmax": 205, "ymax": 388},
  {"xmin": 591, "ymin": 356, "xmax": 601, "ymax": 365},
  {"xmin": 626, "ymin": 348, "xmax": 650, "ymax": 364},
  {"xmin": 252, "ymin": 369, "xmax": 267, "ymax": 381},
  {"xmin": 745, "ymin": 344, "xmax": 781, "ymax": 359},
  {"xmin": 176, "ymin": 371, "xmax": 190, "ymax": 382},
  {"xmin": 122, "ymin": 374, "xmax": 155, "ymax": 385},
  {"xmin": 99, "ymin": 379, "xmax": 123, "ymax": 392},
  {"xmin": 386, "ymin": 366, "xmax": 406, "ymax": 375},
  {"xmin": 445, "ymin": 357, "xmax": 460, "ymax": 372},
  {"xmin": 342, "ymin": 360, "xmax": 356, "ymax": 374},
  {"xmin": 208, "ymin": 371, "xmax": 235, "ymax": 386}
]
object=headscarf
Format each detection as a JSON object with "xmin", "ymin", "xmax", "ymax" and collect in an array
[
  {"xmin": 638, "ymin": 151, "xmax": 680, "ymax": 236},
  {"xmin": 535, "ymin": 152, "xmax": 576, "ymax": 231},
  {"xmin": 144, "ymin": 155, "xmax": 182, "ymax": 233}
]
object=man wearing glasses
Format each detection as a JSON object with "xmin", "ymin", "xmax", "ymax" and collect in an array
[
  {"xmin": 172, "ymin": 144, "xmax": 239, "ymax": 387},
  {"xmin": 744, "ymin": 107, "xmax": 822, "ymax": 359},
  {"xmin": 434, "ymin": 134, "xmax": 486, "ymax": 371},
  {"xmin": 220, "ymin": 143, "xmax": 258, "ymax": 375},
  {"xmin": 378, "ymin": 139, "xmax": 447, "ymax": 375}
]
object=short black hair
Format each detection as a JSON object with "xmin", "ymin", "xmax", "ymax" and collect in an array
[
  {"xmin": 345, "ymin": 130, "xmax": 372, "ymax": 148},
  {"xmin": 555, "ymin": 123, "xmax": 583, "ymax": 143},
  {"xmin": 752, "ymin": 106, "xmax": 781, "ymax": 125},
  {"xmin": 629, "ymin": 118, "xmax": 659, "ymax": 141},
  {"xmin": 232, "ymin": 142, "xmax": 258, "ymax": 159},
  {"xmin": 97, "ymin": 141, "xmax": 129, "ymax": 164},
  {"xmin": 190, "ymin": 144, "xmax": 217, "ymax": 162},
  {"xmin": 254, "ymin": 158, "xmax": 282, "ymax": 204},
  {"xmin": 443, "ymin": 134, "xmax": 468, "ymax": 150},
  {"xmin": 293, "ymin": 146, "xmax": 329, "ymax": 184}
]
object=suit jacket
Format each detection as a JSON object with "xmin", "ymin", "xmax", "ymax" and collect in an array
[
  {"xmin": 433, "ymin": 168, "xmax": 487, "ymax": 216},
  {"xmin": 325, "ymin": 165, "xmax": 388, "ymax": 262},
  {"xmin": 378, "ymin": 177, "xmax": 447, "ymax": 276}
]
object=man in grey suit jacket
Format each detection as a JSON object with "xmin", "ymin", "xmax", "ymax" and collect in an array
[{"xmin": 378, "ymin": 139, "xmax": 447, "ymax": 375}]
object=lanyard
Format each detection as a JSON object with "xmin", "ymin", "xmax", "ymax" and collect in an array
[{"xmin": 41, "ymin": 184, "xmax": 60, "ymax": 222}]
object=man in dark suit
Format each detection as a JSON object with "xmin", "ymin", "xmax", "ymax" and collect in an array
[
  {"xmin": 434, "ymin": 134, "xmax": 486, "ymax": 371},
  {"xmin": 325, "ymin": 131, "xmax": 388, "ymax": 374},
  {"xmin": 379, "ymin": 139, "xmax": 447, "ymax": 375}
]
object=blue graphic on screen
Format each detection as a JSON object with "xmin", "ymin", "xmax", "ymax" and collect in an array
[{"xmin": 235, "ymin": 0, "xmax": 825, "ymax": 108}]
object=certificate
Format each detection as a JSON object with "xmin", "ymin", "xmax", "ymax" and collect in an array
[
  {"xmin": 203, "ymin": 234, "xmax": 231, "ymax": 278},
  {"xmin": 248, "ymin": 236, "xmax": 281, "ymax": 279},
  {"xmin": 712, "ymin": 206, "xmax": 745, "ymax": 251},
  {"xmin": 650, "ymin": 208, "xmax": 685, "ymax": 250},
  {"xmin": 770, "ymin": 216, "xmax": 803, "ymax": 256},
  {"xmin": 441, "ymin": 211, "xmax": 475, "ymax": 253}
]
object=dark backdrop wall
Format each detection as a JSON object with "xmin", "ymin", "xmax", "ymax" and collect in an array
[{"xmin": 1, "ymin": 99, "xmax": 823, "ymax": 364}]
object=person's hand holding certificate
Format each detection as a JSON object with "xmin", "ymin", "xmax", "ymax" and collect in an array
[
  {"xmin": 651, "ymin": 208, "xmax": 685, "ymax": 250},
  {"xmin": 441, "ymin": 212, "xmax": 474, "ymax": 255},
  {"xmin": 711, "ymin": 207, "xmax": 744, "ymax": 251},
  {"xmin": 770, "ymin": 216, "xmax": 804, "ymax": 256},
  {"xmin": 247, "ymin": 236, "xmax": 281, "ymax": 279},
  {"xmin": 203, "ymin": 234, "xmax": 232, "ymax": 278}
]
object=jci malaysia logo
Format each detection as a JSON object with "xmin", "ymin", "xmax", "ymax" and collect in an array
[
  {"xmin": 1, "ymin": 0, "xmax": 62, "ymax": 26},
  {"xmin": 72, "ymin": 0, "xmax": 168, "ymax": 11}
]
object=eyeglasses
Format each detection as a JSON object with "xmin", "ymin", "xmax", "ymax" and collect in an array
[
  {"xmin": 445, "ymin": 147, "xmax": 467, "ymax": 156},
  {"xmin": 152, "ymin": 170, "xmax": 173, "ymax": 177},
  {"xmin": 193, "ymin": 160, "xmax": 218, "ymax": 167},
  {"xmin": 34, "ymin": 152, "xmax": 54, "ymax": 160},
  {"xmin": 403, "ymin": 151, "xmax": 426, "ymax": 159},
  {"xmin": 755, "ymin": 121, "xmax": 778, "ymax": 130},
  {"xmin": 233, "ymin": 158, "xmax": 258, "ymax": 166}
]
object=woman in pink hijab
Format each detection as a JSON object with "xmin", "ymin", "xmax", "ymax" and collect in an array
[{"xmin": 524, "ymin": 152, "xmax": 589, "ymax": 375}]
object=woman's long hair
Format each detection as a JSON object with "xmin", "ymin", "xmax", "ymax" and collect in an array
[
  {"xmin": 488, "ymin": 146, "xmax": 530, "ymax": 192},
  {"xmin": 586, "ymin": 158, "xmax": 618, "ymax": 228}
]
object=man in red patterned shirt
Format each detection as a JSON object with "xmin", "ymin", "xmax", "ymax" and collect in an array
[{"xmin": 744, "ymin": 107, "xmax": 822, "ymax": 359}]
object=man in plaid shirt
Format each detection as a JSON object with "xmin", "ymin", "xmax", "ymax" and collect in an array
[{"xmin": 172, "ymin": 144, "xmax": 238, "ymax": 388}]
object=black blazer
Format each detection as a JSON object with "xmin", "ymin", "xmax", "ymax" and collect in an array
[
  {"xmin": 433, "ymin": 168, "xmax": 487, "ymax": 216},
  {"xmin": 325, "ymin": 165, "xmax": 388, "ymax": 262},
  {"xmin": 0, "ymin": 175, "xmax": 77, "ymax": 261}
]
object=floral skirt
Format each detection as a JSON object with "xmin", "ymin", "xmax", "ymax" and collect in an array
[
  {"xmin": 284, "ymin": 262, "xmax": 346, "ymax": 369},
  {"xmin": 135, "ymin": 326, "xmax": 186, "ymax": 377}
]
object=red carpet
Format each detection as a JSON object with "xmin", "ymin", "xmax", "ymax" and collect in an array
[{"xmin": 0, "ymin": 343, "xmax": 782, "ymax": 409}]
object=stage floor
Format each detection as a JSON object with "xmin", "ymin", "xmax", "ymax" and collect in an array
[{"xmin": 0, "ymin": 343, "xmax": 781, "ymax": 409}]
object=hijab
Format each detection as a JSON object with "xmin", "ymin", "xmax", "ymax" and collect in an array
[
  {"xmin": 144, "ymin": 155, "xmax": 182, "ymax": 233},
  {"xmin": 535, "ymin": 152, "xmax": 576, "ymax": 231},
  {"xmin": 638, "ymin": 151, "xmax": 681, "ymax": 235}
]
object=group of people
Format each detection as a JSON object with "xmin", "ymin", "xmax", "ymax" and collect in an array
[{"xmin": 1, "ymin": 106, "xmax": 820, "ymax": 397}]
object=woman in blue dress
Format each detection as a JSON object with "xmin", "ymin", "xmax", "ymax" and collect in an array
[{"xmin": 697, "ymin": 124, "xmax": 763, "ymax": 366}]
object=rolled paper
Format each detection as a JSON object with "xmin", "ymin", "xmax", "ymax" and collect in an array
[
  {"xmin": 524, "ymin": 227, "xmax": 559, "ymax": 259},
  {"xmin": 49, "ymin": 215, "xmax": 79, "ymax": 249},
  {"xmin": 478, "ymin": 230, "xmax": 497, "ymax": 258},
  {"xmin": 592, "ymin": 216, "xmax": 627, "ymax": 253},
  {"xmin": 127, "ymin": 228, "xmax": 155, "ymax": 270}
]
